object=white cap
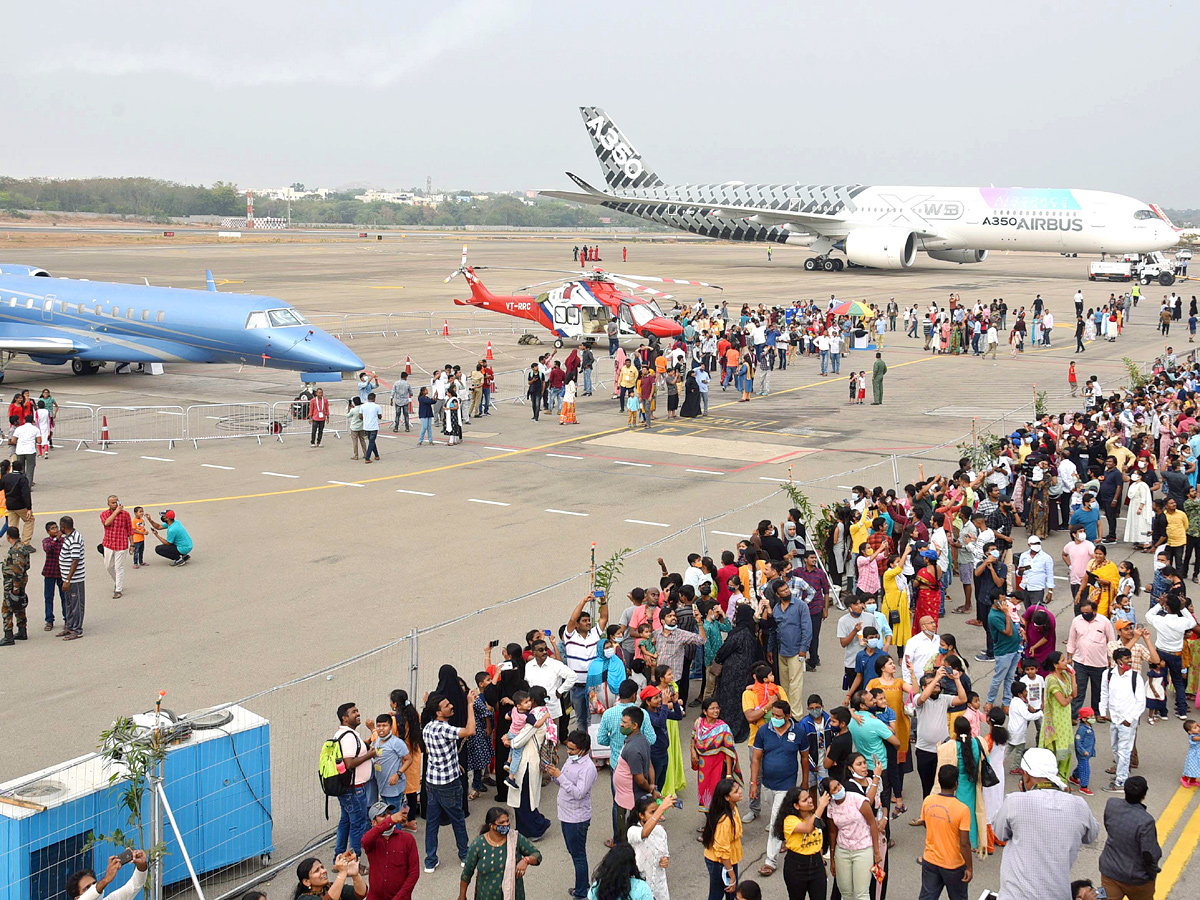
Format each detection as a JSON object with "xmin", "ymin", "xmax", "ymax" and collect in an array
[{"xmin": 1019, "ymin": 747, "xmax": 1066, "ymax": 789}]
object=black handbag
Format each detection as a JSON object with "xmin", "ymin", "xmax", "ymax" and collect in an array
[
  {"xmin": 888, "ymin": 608, "xmax": 901, "ymax": 627},
  {"xmin": 979, "ymin": 753, "xmax": 1000, "ymax": 788}
]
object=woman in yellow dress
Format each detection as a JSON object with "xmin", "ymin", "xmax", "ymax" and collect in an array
[
  {"xmin": 880, "ymin": 545, "xmax": 912, "ymax": 651},
  {"xmin": 1079, "ymin": 544, "xmax": 1120, "ymax": 619}
]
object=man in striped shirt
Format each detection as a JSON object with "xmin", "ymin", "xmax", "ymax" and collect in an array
[
  {"xmin": 564, "ymin": 593, "xmax": 608, "ymax": 732},
  {"xmin": 59, "ymin": 515, "xmax": 86, "ymax": 640}
]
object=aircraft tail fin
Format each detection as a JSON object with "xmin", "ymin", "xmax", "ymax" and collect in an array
[
  {"xmin": 579, "ymin": 107, "xmax": 662, "ymax": 191},
  {"xmin": 206, "ymin": 270, "xmax": 217, "ymax": 292}
]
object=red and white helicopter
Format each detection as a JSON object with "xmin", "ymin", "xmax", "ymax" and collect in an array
[{"xmin": 444, "ymin": 247, "xmax": 721, "ymax": 349}]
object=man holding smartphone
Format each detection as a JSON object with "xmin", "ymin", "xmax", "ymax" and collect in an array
[{"xmin": 68, "ymin": 849, "xmax": 148, "ymax": 900}]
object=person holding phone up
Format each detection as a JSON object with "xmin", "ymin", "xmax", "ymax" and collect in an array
[{"xmin": 68, "ymin": 848, "xmax": 148, "ymax": 900}]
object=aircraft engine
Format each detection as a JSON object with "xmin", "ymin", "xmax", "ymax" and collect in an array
[
  {"xmin": 926, "ymin": 249, "xmax": 988, "ymax": 264},
  {"xmin": 0, "ymin": 264, "xmax": 51, "ymax": 277},
  {"xmin": 843, "ymin": 228, "xmax": 917, "ymax": 269}
]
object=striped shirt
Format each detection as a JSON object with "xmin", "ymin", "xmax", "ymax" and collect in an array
[
  {"xmin": 563, "ymin": 628, "xmax": 600, "ymax": 676},
  {"xmin": 60, "ymin": 530, "xmax": 86, "ymax": 580}
]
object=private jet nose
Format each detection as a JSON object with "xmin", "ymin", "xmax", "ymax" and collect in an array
[{"xmin": 289, "ymin": 329, "xmax": 364, "ymax": 373}]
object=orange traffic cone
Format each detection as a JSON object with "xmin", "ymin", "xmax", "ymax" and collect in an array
[
  {"xmin": 100, "ymin": 414, "xmax": 110, "ymax": 448},
  {"xmin": 405, "ymin": 355, "xmax": 412, "ymax": 375},
  {"xmin": 486, "ymin": 341, "xmax": 494, "ymax": 360},
  {"xmin": 441, "ymin": 319, "xmax": 449, "ymax": 337}
]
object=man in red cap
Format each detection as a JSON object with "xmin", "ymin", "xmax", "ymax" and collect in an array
[
  {"xmin": 640, "ymin": 685, "xmax": 670, "ymax": 793},
  {"xmin": 149, "ymin": 510, "xmax": 194, "ymax": 567}
]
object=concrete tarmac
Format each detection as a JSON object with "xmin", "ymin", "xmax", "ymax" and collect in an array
[{"xmin": 1, "ymin": 235, "xmax": 1198, "ymax": 898}]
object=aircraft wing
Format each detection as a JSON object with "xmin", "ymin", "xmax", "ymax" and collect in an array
[
  {"xmin": 0, "ymin": 337, "xmax": 81, "ymax": 354},
  {"xmin": 542, "ymin": 174, "xmax": 943, "ymax": 239}
]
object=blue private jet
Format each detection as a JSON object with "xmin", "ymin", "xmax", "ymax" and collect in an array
[{"xmin": 0, "ymin": 264, "xmax": 363, "ymax": 381}]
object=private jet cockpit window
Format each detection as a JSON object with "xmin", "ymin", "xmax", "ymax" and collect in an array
[
  {"xmin": 245, "ymin": 311, "xmax": 270, "ymax": 329},
  {"xmin": 267, "ymin": 308, "xmax": 309, "ymax": 327}
]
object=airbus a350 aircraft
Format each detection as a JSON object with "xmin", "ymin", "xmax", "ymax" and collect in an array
[
  {"xmin": 543, "ymin": 107, "xmax": 1180, "ymax": 279},
  {"xmin": 0, "ymin": 264, "xmax": 363, "ymax": 381}
]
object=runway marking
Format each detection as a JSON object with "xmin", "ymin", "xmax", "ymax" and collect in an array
[
  {"xmin": 201, "ymin": 464, "xmax": 235, "ymax": 470},
  {"xmin": 484, "ymin": 446, "xmax": 518, "ymax": 452},
  {"xmin": 396, "ymin": 489, "xmax": 435, "ymax": 496},
  {"xmin": 759, "ymin": 477, "xmax": 789, "ymax": 483},
  {"xmin": 141, "ymin": 456, "xmax": 174, "ymax": 462},
  {"xmin": 85, "ymin": 449, "xmax": 118, "ymax": 455},
  {"xmin": 547, "ymin": 453, "xmax": 584, "ymax": 459},
  {"xmin": 1155, "ymin": 788, "xmax": 1200, "ymax": 899},
  {"xmin": 328, "ymin": 481, "xmax": 364, "ymax": 487},
  {"xmin": 687, "ymin": 469, "xmax": 725, "ymax": 475},
  {"xmin": 468, "ymin": 498, "xmax": 510, "ymax": 506},
  {"xmin": 262, "ymin": 471, "xmax": 299, "ymax": 479},
  {"xmin": 711, "ymin": 530, "xmax": 746, "ymax": 537},
  {"xmin": 1155, "ymin": 783, "xmax": 1197, "ymax": 847},
  {"xmin": 369, "ymin": 285, "xmax": 406, "ymax": 289},
  {"xmin": 625, "ymin": 519, "xmax": 669, "ymax": 527},
  {"xmin": 614, "ymin": 460, "xmax": 652, "ymax": 468},
  {"xmin": 545, "ymin": 509, "xmax": 589, "ymax": 517}
]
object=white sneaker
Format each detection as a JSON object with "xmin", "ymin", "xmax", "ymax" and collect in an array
[
  {"xmin": 740, "ymin": 812, "xmax": 757, "ymax": 823},
  {"xmin": 423, "ymin": 863, "xmax": 439, "ymax": 874}
]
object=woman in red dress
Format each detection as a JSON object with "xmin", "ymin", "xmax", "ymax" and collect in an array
[{"xmin": 913, "ymin": 548, "xmax": 943, "ymax": 631}]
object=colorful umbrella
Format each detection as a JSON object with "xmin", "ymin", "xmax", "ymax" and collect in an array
[{"xmin": 829, "ymin": 300, "xmax": 876, "ymax": 318}]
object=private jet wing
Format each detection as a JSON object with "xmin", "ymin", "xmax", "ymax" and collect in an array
[
  {"xmin": 0, "ymin": 335, "xmax": 83, "ymax": 354},
  {"xmin": 542, "ymin": 174, "xmax": 944, "ymax": 239}
]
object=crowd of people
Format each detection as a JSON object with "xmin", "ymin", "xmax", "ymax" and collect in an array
[{"xmin": 248, "ymin": 348, "xmax": 1200, "ymax": 900}]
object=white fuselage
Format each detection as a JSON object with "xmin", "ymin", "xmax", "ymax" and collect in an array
[{"xmin": 808, "ymin": 186, "xmax": 1178, "ymax": 255}]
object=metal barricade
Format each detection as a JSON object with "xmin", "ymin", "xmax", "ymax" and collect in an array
[
  {"xmin": 268, "ymin": 397, "xmax": 349, "ymax": 442},
  {"xmin": 305, "ymin": 314, "xmax": 346, "ymax": 336},
  {"xmin": 340, "ymin": 314, "xmax": 393, "ymax": 338},
  {"xmin": 489, "ymin": 369, "xmax": 527, "ymax": 404},
  {"xmin": 186, "ymin": 403, "xmax": 273, "ymax": 447},
  {"xmin": 388, "ymin": 312, "xmax": 434, "ymax": 334},
  {"xmin": 51, "ymin": 404, "xmax": 95, "ymax": 448},
  {"xmin": 95, "ymin": 406, "xmax": 186, "ymax": 448}
]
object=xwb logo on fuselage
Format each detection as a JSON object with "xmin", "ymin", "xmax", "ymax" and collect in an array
[{"xmin": 585, "ymin": 115, "xmax": 644, "ymax": 180}]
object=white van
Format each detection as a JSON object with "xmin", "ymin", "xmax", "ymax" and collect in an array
[{"xmin": 1088, "ymin": 261, "xmax": 1133, "ymax": 282}]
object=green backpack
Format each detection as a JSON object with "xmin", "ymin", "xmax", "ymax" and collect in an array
[{"xmin": 318, "ymin": 731, "xmax": 360, "ymax": 817}]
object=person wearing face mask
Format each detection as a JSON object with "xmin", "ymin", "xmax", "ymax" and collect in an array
[
  {"xmin": 972, "ymin": 543, "xmax": 1007, "ymax": 661},
  {"xmin": 458, "ymin": 807, "xmax": 541, "ymax": 900},
  {"xmin": 823, "ymin": 774, "xmax": 882, "ymax": 900},
  {"xmin": 547, "ymin": 731, "xmax": 596, "ymax": 899},
  {"xmin": 1098, "ymin": 648, "xmax": 1148, "ymax": 794},
  {"xmin": 749, "ymin": 699, "xmax": 806, "ymax": 877},
  {"xmin": 986, "ymin": 594, "xmax": 1024, "ymax": 711},
  {"xmin": 844, "ymin": 626, "xmax": 885, "ymax": 704},
  {"xmin": 903, "ymin": 616, "xmax": 942, "ymax": 694},
  {"xmin": 1016, "ymin": 536, "xmax": 1055, "ymax": 608},
  {"xmin": 363, "ymin": 801, "xmax": 420, "ymax": 900}
]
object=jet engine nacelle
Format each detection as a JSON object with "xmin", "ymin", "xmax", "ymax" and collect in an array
[
  {"xmin": 926, "ymin": 249, "xmax": 988, "ymax": 265},
  {"xmin": 843, "ymin": 228, "xmax": 917, "ymax": 269},
  {"xmin": 0, "ymin": 264, "xmax": 51, "ymax": 277}
]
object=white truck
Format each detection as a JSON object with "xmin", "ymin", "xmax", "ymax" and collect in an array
[
  {"xmin": 1111, "ymin": 251, "xmax": 1177, "ymax": 286},
  {"xmin": 1088, "ymin": 261, "xmax": 1133, "ymax": 282}
]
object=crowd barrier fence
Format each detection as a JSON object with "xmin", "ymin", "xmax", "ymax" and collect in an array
[{"xmin": 95, "ymin": 406, "xmax": 187, "ymax": 449}]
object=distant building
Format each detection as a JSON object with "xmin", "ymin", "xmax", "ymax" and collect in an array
[{"xmin": 253, "ymin": 186, "xmax": 332, "ymax": 201}]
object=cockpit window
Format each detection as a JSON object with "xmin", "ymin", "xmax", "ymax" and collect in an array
[
  {"xmin": 245, "ymin": 311, "xmax": 270, "ymax": 329},
  {"xmin": 1133, "ymin": 209, "xmax": 1158, "ymax": 220},
  {"xmin": 267, "ymin": 308, "xmax": 307, "ymax": 327},
  {"xmin": 628, "ymin": 304, "xmax": 656, "ymax": 326}
]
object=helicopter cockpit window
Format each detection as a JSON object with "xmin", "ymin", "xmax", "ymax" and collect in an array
[
  {"xmin": 619, "ymin": 306, "xmax": 636, "ymax": 329},
  {"xmin": 629, "ymin": 304, "xmax": 656, "ymax": 327}
]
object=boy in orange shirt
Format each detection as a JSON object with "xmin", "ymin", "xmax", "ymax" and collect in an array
[{"xmin": 131, "ymin": 506, "xmax": 147, "ymax": 568}]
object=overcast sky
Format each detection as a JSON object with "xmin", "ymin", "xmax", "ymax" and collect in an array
[{"xmin": 3, "ymin": 0, "xmax": 1198, "ymax": 205}]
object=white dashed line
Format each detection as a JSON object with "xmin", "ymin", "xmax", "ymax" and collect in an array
[
  {"xmin": 837, "ymin": 485, "xmax": 853, "ymax": 490},
  {"xmin": 328, "ymin": 481, "xmax": 364, "ymax": 487},
  {"xmin": 614, "ymin": 460, "xmax": 652, "ymax": 468},
  {"xmin": 625, "ymin": 519, "xmax": 670, "ymax": 528},
  {"xmin": 759, "ymin": 477, "xmax": 788, "ymax": 483},
  {"xmin": 201, "ymin": 464, "xmax": 235, "ymax": 470},
  {"xmin": 378, "ymin": 434, "xmax": 399, "ymax": 441},
  {"xmin": 140, "ymin": 456, "xmax": 174, "ymax": 462},
  {"xmin": 546, "ymin": 453, "xmax": 584, "ymax": 460},
  {"xmin": 262, "ymin": 471, "xmax": 300, "ymax": 479},
  {"xmin": 468, "ymin": 498, "xmax": 510, "ymax": 506},
  {"xmin": 86, "ymin": 449, "xmax": 118, "ymax": 455},
  {"xmin": 485, "ymin": 446, "xmax": 518, "ymax": 452},
  {"xmin": 546, "ymin": 509, "xmax": 589, "ymax": 517},
  {"xmin": 687, "ymin": 469, "xmax": 725, "ymax": 475},
  {"xmin": 711, "ymin": 531, "xmax": 746, "ymax": 537},
  {"xmin": 397, "ymin": 489, "xmax": 435, "ymax": 496}
]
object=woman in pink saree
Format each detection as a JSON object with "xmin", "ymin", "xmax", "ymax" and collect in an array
[{"xmin": 691, "ymin": 696, "xmax": 743, "ymax": 812}]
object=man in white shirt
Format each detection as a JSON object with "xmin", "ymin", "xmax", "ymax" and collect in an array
[
  {"xmin": 525, "ymin": 639, "xmax": 577, "ymax": 733},
  {"xmin": 986, "ymin": 321, "xmax": 999, "ymax": 359},
  {"xmin": 565, "ymin": 592, "xmax": 607, "ymax": 730},
  {"xmin": 360, "ymin": 392, "xmax": 383, "ymax": 463},
  {"xmin": 9, "ymin": 419, "xmax": 40, "ymax": 487},
  {"xmin": 827, "ymin": 331, "xmax": 842, "ymax": 374},
  {"xmin": 333, "ymin": 701, "xmax": 379, "ymax": 858},
  {"xmin": 1099, "ymin": 648, "xmax": 1147, "ymax": 792},
  {"xmin": 70, "ymin": 849, "xmax": 149, "ymax": 900},
  {"xmin": 1016, "ymin": 536, "xmax": 1055, "ymax": 605},
  {"xmin": 903, "ymin": 615, "xmax": 941, "ymax": 690},
  {"xmin": 1042, "ymin": 310, "xmax": 1054, "ymax": 347},
  {"xmin": 816, "ymin": 333, "xmax": 831, "ymax": 376},
  {"xmin": 930, "ymin": 513, "xmax": 952, "ymax": 600}
]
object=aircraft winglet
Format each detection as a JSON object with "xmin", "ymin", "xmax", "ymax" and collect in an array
[{"xmin": 206, "ymin": 270, "xmax": 217, "ymax": 292}]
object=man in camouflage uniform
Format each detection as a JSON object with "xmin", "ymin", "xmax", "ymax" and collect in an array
[{"xmin": 1, "ymin": 528, "xmax": 31, "ymax": 645}]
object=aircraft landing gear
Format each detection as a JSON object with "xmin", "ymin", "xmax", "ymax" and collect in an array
[
  {"xmin": 805, "ymin": 256, "xmax": 844, "ymax": 272},
  {"xmin": 71, "ymin": 359, "xmax": 101, "ymax": 376},
  {"xmin": 553, "ymin": 337, "xmax": 564, "ymax": 349}
]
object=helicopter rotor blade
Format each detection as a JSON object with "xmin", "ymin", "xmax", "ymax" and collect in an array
[
  {"xmin": 605, "ymin": 272, "xmax": 723, "ymax": 290},
  {"xmin": 610, "ymin": 277, "xmax": 674, "ymax": 301}
]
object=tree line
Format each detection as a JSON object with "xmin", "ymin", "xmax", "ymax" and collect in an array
[{"xmin": 0, "ymin": 175, "xmax": 661, "ymax": 229}]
